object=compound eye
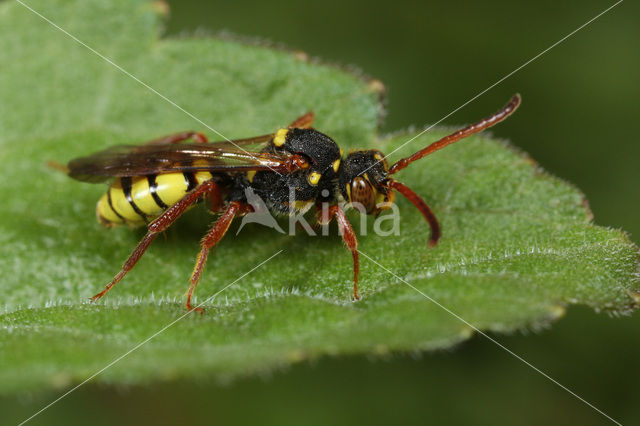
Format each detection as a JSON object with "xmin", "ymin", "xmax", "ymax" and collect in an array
[{"xmin": 349, "ymin": 176, "xmax": 376, "ymax": 213}]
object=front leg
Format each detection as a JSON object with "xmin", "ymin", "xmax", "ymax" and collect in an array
[{"xmin": 316, "ymin": 204, "xmax": 360, "ymax": 300}]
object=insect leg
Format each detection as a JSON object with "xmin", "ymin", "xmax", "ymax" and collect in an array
[
  {"xmin": 316, "ymin": 204, "xmax": 360, "ymax": 300},
  {"xmin": 288, "ymin": 111, "xmax": 315, "ymax": 129},
  {"xmin": 90, "ymin": 180, "xmax": 221, "ymax": 303},
  {"xmin": 387, "ymin": 180, "xmax": 440, "ymax": 246},
  {"xmin": 185, "ymin": 201, "xmax": 253, "ymax": 313},
  {"xmin": 142, "ymin": 131, "xmax": 209, "ymax": 145}
]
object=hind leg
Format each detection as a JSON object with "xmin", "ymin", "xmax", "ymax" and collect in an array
[
  {"xmin": 142, "ymin": 131, "xmax": 208, "ymax": 145},
  {"xmin": 288, "ymin": 111, "xmax": 315, "ymax": 129},
  {"xmin": 90, "ymin": 180, "xmax": 221, "ymax": 302}
]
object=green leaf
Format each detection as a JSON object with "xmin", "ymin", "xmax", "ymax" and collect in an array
[{"xmin": 0, "ymin": 0, "xmax": 638, "ymax": 394}]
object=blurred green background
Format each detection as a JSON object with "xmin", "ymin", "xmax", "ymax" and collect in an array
[{"xmin": 6, "ymin": 0, "xmax": 639, "ymax": 424}]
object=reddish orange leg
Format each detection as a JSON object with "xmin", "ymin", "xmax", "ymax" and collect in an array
[
  {"xmin": 208, "ymin": 185, "xmax": 224, "ymax": 213},
  {"xmin": 288, "ymin": 111, "xmax": 315, "ymax": 129},
  {"xmin": 143, "ymin": 131, "xmax": 208, "ymax": 145},
  {"xmin": 90, "ymin": 180, "xmax": 221, "ymax": 304},
  {"xmin": 186, "ymin": 201, "xmax": 252, "ymax": 313},
  {"xmin": 387, "ymin": 180, "xmax": 440, "ymax": 246},
  {"xmin": 317, "ymin": 204, "xmax": 360, "ymax": 300}
]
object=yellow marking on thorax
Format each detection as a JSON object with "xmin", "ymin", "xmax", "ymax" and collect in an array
[
  {"xmin": 246, "ymin": 170, "xmax": 257, "ymax": 183},
  {"xmin": 273, "ymin": 128, "xmax": 289, "ymax": 147},
  {"xmin": 332, "ymin": 158, "xmax": 341, "ymax": 172},
  {"xmin": 308, "ymin": 171, "xmax": 321, "ymax": 186}
]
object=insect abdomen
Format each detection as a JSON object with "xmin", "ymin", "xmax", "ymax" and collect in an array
[{"xmin": 97, "ymin": 172, "xmax": 213, "ymax": 226}]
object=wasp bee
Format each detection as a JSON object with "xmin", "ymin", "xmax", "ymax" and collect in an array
[{"xmin": 67, "ymin": 95, "xmax": 521, "ymax": 312}]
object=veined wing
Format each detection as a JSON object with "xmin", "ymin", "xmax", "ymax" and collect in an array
[{"xmin": 67, "ymin": 134, "xmax": 294, "ymax": 183}]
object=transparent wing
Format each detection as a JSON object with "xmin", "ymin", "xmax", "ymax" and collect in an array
[{"xmin": 67, "ymin": 134, "xmax": 293, "ymax": 183}]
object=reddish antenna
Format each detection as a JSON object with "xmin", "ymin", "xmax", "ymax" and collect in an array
[{"xmin": 389, "ymin": 94, "xmax": 521, "ymax": 175}]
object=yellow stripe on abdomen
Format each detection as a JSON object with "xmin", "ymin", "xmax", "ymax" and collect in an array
[
  {"xmin": 194, "ymin": 171, "xmax": 213, "ymax": 186},
  {"xmin": 109, "ymin": 180, "xmax": 143, "ymax": 224},
  {"xmin": 130, "ymin": 177, "xmax": 162, "ymax": 217},
  {"xmin": 96, "ymin": 192, "xmax": 124, "ymax": 226},
  {"xmin": 153, "ymin": 173, "xmax": 190, "ymax": 208},
  {"xmin": 96, "ymin": 172, "xmax": 215, "ymax": 227}
]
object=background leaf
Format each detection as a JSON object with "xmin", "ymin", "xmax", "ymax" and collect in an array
[{"xmin": 0, "ymin": 0, "xmax": 638, "ymax": 395}]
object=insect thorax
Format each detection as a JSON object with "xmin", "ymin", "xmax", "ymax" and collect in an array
[{"xmin": 229, "ymin": 128, "xmax": 342, "ymax": 215}]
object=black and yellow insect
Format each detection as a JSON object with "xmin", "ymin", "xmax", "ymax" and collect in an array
[{"xmin": 67, "ymin": 95, "xmax": 521, "ymax": 312}]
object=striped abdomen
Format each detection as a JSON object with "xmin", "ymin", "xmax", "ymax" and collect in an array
[{"xmin": 97, "ymin": 171, "xmax": 214, "ymax": 226}]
